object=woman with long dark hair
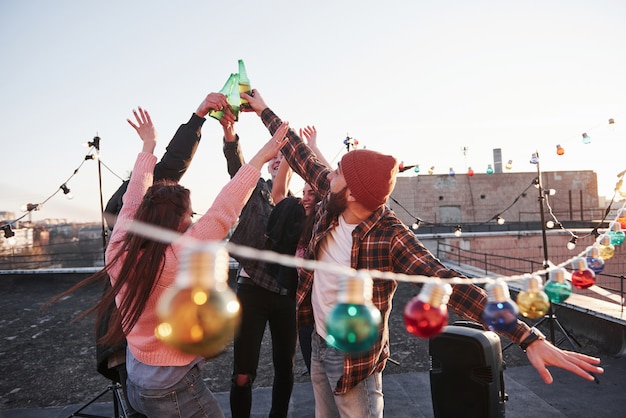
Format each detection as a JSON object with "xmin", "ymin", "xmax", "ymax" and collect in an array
[{"xmin": 54, "ymin": 107, "xmax": 290, "ymax": 418}]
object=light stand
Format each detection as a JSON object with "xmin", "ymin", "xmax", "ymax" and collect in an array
[
  {"xmin": 88, "ymin": 136, "xmax": 107, "ymax": 260},
  {"xmin": 67, "ymin": 382, "xmax": 130, "ymax": 418},
  {"xmin": 528, "ymin": 151, "xmax": 580, "ymax": 349}
]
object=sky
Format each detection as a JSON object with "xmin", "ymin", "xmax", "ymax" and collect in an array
[{"xmin": 2, "ymin": 0, "xmax": 626, "ymax": 225}]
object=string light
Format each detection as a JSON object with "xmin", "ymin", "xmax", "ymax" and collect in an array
[
  {"xmin": 60, "ymin": 184, "xmax": 73, "ymax": 200},
  {"xmin": 505, "ymin": 160, "xmax": 513, "ymax": 170},
  {"xmin": 467, "ymin": 167, "xmax": 474, "ymax": 177},
  {"xmin": 516, "ymin": 275, "xmax": 551, "ymax": 320},
  {"xmin": 581, "ymin": 132, "xmax": 591, "ymax": 144},
  {"xmin": 482, "ymin": 279, "xmax": 519, "ymax": 333},
  {"xmin": 570, "ymin": 257, "xmax": 596, "ymax": 289},
  {"xmin": 1, "ymin": 224, "xmax": 16, "ymax": 246},
  {"xmin": 544, "ymin": 268, "xmax": 572, "ymax": 303},
  {"xmin": 428, "ymin": 166, "xmax": 435, "ymax": 175},
  {"xmin": 496, "ymin": 215, "xmax": 505, "ymax": 225},
  {"xmin": 607, "ymin": 221, "xmax": 625, "ymax": 246},
  {"xmin": 556, "ymin": 144, "xmax": 565, "ymax": 155},
  {"xmin": 595, "ymin": 234, "xmax": 615, "ymax": 260},
  {"xmin": 403, "ymin": 280, "xmax": 452, "ymax": 338},
  {"xmin": 155, "ymin": 242, "xmax": 241, "ymax": 358},
  {"xmin": 566, "ymin": 235, "xmax": 578, "ymax": 250},
  {"xmin": 585, "ymin": 246, "xmax": 605, "ymax": 274},
  {"xmin": 343, "ymin": 135, "xmax": 358, "ymax": 152},
  {"xmin": 454, "ymin": 225, "xmax": 462, "ymax": 237},
  {"xmin": 448, "ymin": 167, "xmax": 455, "ymax": 177},
  {"xmin": 414, "ymin": 164, "xmax": 420, "ymax": 173},
  {"xmin": 325, "ymin": 272, "xmax": 381, "ymax": 353},
  {"xmin": 486, "ymin": 164, "xmax": 494, "ymax": 174}
]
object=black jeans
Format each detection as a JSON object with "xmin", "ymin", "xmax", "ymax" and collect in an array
[{"xmin": 230, "ymin": 281, "xmax": 297, "ymax": 418}]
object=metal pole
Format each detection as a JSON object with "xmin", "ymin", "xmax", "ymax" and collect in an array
[
  {"xmin": 92, "ymin": 136, "xmax": 107, "ymax": 259},
  {"xmin": 535, "ymin": 151, "xmax": 557, "ymax": 343}
]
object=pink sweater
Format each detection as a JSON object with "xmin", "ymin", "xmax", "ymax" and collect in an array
[{"xmin": 106, "ymin": 152, "xmax": 260, "ymax": 366}]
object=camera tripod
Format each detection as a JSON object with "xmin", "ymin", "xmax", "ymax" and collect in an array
[{"xmin": 67, "ymin": 381, "xmax": 130, "ymax": 418}]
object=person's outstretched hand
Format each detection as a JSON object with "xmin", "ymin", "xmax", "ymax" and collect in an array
[
  {"xmin": 196, "ymin": 92, "xmax": 231, "ymax": 118},
  {"xmin": 300, "ymin": 125, "xmax": 318, "ymax": 147},
  {"xmin": 526, "ymin": 339, "xmax": 603, "ymax": 384},
  {"xmin": 127, "ymin": 107, "xmax": 157, "ymax": 154},
  {"xmin": 248, "ymin": 121, "xmax": 290, "ymax": 170},
  {"xmin": 241, "ymin": 89, "xmax": 268, "ymax": 116}
]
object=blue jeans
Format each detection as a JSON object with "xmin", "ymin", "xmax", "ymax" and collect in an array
[
  {"xmin": 311, "ymin": 333, "xmax": 383, "ymax": 418},
  {"xmin": 230, "ymin": 281, "xmax": 297, "ymax": 418},
  {"xmin": 126, "ymin": 364, "xmax": 224, "ymax": 418}
]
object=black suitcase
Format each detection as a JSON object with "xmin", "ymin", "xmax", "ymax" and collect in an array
[{"xmin": 429, "ymin": 321, "xmax": 507, "ymax": 418}]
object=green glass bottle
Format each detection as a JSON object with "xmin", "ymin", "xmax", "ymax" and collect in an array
[
  {"xmin": 209, "ymin": 73, "xmax": 237, "ymax": 121},
  {"xmin": 228, "ymin": 73, "xmax": 241, "ymax": 121},
  {"xmin": 238, "ymin": 59, "xmax": 251, "ymax": 110}
]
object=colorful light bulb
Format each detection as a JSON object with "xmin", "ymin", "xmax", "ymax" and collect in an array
[
  {"xmin": 608, "ymin": 221, "xmax": 625, "ymax": 246},
  {"xmin": 467, "ymin": 167, "xmax": 474, "ymax": 177},
  {"xmin": 570, "ymin": 257, "xmax": 595, "ymax": 289},
  {"xmin": 155, "ymin": 243, "xmax": 241, "ymax": 358},
  {"xmin": 486, "ymin": 164, "xmax": 494, "ymax": 174},
  {"xmin": 496, "ymin": 216, "xmax": 505, "ymax": 225},
  {"xmin": 414, "ymin": 164, "xmax": 420, "ymax": 173},
  {"xmin": 237, "ymin": 59, "xmax": 252, "ymax": 110},
  {"xmin": 585, "ymin": 246, "xmax": 605, "ymax": 274},
  {"xmin": 505, "ymin": 160, "xmax": 513, "ymax": 170},
  {"xmin": 399, "ymin": 161, "xmax": 405, "ymax": 171},
  {"xmin": 325, "ymin": 272, "xmax": 381, "ymax": 353},
  {"xmin": 582, "ymin": 132, "xmax": 591, "ymax": 144},
  {"xmin": 596, "ymin": 234, "xmax": 616, "ymax": 260},
  {"xmin": 516, "ymin": 275, "xmax": 550, "ymax": 320},
  {"xmin": 556, "ymin": 144, "xmax": 565, "ymax": 155},
  {"xmin": 428, "ymin": 166, "xmax": 435, "ymax": 175},
  {"xmin": 530, "ymin": 153, "xmax": 539, "ymax": 164},
  {"xmin": 209, "ymin": 73, "xmax": 238, "ymax": 121},
  {"xmin": 545, "ymin": 268, "xmax": 572, "ymax": 303},
  {"xmin": 449, "ymin": 167, "xmax": 455, "ymax": 177},
  {"xmin": 482, "ymin": 279, "xmax": 519, "ymax": 333},
  {"xmin": 403, "ymin": 280, "xmax": 452, "ymax": 338}
]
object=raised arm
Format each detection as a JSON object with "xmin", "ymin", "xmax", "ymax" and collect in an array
[
  {"xmin": 301, "ymin": 125, "xmax": 332, "ymax": 169},
  {"xmin": 271, "ymin": 158, "xmax": 293, "ymax": 204}
]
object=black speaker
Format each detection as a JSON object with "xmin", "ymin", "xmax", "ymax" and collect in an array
[{"xmin": 429, "ymin": 321, "xmax": 507, "ymax": 418}]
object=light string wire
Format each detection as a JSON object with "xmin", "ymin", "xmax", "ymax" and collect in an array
[
  {"xmin": 124, "ymin": 195, "xmax": 624, "ymax": 295},
  {"xmin": 1, "ymin": 145, "xmax": 125, "ymax": 229}
]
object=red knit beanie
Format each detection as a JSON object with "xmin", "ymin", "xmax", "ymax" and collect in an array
[{"xmin": 340, "ymin": 149, "xmax": 398, "ymax": 211}]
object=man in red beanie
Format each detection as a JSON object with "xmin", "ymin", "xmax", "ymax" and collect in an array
[{"xmin": 243, "ymin": 90, "xmax": 603, "ymax": 418}]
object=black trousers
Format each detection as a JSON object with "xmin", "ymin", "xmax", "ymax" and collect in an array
[{"xmin": 230, "ymin": 280, "xmax": 297, "ymax": 418}]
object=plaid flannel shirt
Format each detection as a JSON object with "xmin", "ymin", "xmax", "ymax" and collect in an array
[{"xmin": 260, "ymin": 108, "xmax": 530, "ymax": 395}]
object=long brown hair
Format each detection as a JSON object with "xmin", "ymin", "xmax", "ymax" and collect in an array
[
  {"xmin": 46, "ymin": 180, "xmax": 191, "ymax": 346},
  {"xmin": 298, "ymin": 186, "xmax": 322, "ymax": 248}
]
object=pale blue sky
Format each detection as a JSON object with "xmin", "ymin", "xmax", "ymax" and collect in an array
[{"xmin": 2, "ymin": 0, "xmax": 626, "ymax": 223}]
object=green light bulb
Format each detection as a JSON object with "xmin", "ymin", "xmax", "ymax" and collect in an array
[{"xmin": 325, "ymin": 272, "xmax": 381, "ymax": 353}]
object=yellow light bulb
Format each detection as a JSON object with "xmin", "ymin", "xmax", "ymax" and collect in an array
[
  {"xmin": 155, "ymin": 243, "xmax": 241, "ymax": 358},
  {"xmin": 516, "ymin": 275, "xmax": 550, "ymax": 319}
]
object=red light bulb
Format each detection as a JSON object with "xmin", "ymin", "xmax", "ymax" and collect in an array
[
  {"xmin": 403, "ymin": 281, "xmax": 452, "ymax": 339},
  {"xmin": 616, "ymin": 208, "xmax": 626, "ymax": 230},
  {"xmin": 570, "ymin": 257, "xmax": 595, "ymax": 289},
  {"xmin": 467, "ymin": 167, "xmax": 474, "ymax": 176}
]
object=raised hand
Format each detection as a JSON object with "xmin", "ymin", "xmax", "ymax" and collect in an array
[
  {"xmin": 240, "ymin": 89, "xmax": 268, "ymax": 116},
  {"xmin": 196, "ymin": 92, "xmax": 231, "ymax": 118},
  {"xmin": 127, "ymin": 107, "xmax": 157, "ymax": 154},
  {"xmin": 248, "ymin": 122, "xmax": 290, "ymax": 170}
]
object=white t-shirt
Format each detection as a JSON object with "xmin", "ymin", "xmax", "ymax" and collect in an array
[{"xmin": 312, "ymin": 215, "xmax": 357, "ymax": 338}]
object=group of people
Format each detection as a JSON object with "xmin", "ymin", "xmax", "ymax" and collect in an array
[{"xmin": 58, "ymin": 85, "xmax": 604, "ymax": 418}]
